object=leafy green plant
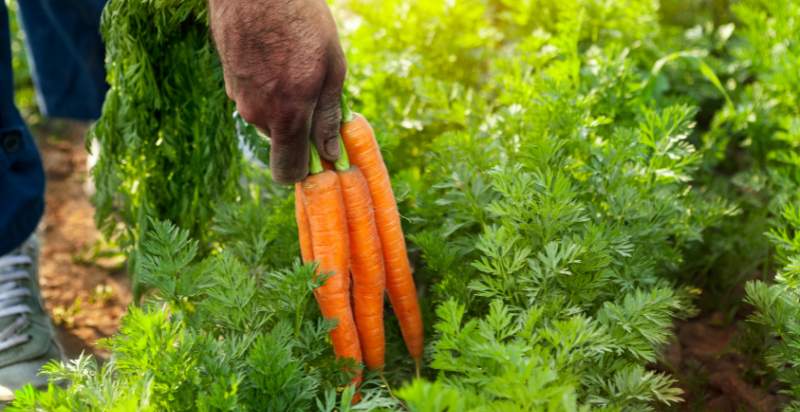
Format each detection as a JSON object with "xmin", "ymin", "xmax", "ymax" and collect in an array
[
  {"xmin": 747, "ymin": 204, "xmax": 800, "ymax": 410},
  {"xmin": 395, "ymin": 7, "xmax": 737, "ymax": 405},
  {"xmin": 727, "ymin": 0, "xmax": 800, "ymax": 408},
  {"xmin": 90, "ymin": 0, "xmax": 243, "ymax": 282},
  {"xmin": 10, "ymin": 221, "xmax": 398, "ymax": 411},
  {"xmin": 6, "ymin": 0, "xmax": 38, "ymax": 119}
]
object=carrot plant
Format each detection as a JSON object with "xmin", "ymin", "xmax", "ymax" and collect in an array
[
  {"xmin": 90, "ymin": 0, "xmax": 243, "ymax": 291},
  {"xmin": 717, "ymin": 0, "xmax": 800, "ymax": 406},
  {"xmin": 10, "ymin": 220, "xmax": 397, "ymax": 411},
  {"xmin": 395, "ymin": 7, "xmax": 739, "ymax": 407},
  {"xmin": 747, "ymin": 202, "xmax": 800, "ymax": 409}
]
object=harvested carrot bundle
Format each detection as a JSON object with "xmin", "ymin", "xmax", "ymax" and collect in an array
[
  {"xmin": 301, "ymin": 149, "xmax": 363, "ymax": 385},
  {"xmin": 335, "ymin": 144, "xmax": 386, "ymax": 370},
  {"xmin": 341, "ymin": 111, "xmax": 424, "ymax": 370},
  {"xmin": 294, "ymin": 183, "xmax": 314, "ymax": 263}
]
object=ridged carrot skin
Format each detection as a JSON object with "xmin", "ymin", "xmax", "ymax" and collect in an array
[
  {"xmin": 294, "ymin": 183, "xmax": 314, "ymax": 263},
  {"xmin": 338, "ymin": 166, "xmax": 386, "ymax": 370},
  {"xmin": 341, "ymin": 114, "xmax": 424, "ymax": 363},
  {"xmin": 301, "ymin": 171, "xmax": 363, "ymax": 383}
]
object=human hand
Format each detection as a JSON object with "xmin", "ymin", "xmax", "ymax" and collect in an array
[{"xmin": 209, "ymin": 0, "xmax": 346, "ymax": 183}]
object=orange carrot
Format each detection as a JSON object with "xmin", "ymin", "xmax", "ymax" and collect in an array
[
  {"xmin": 302, "ymin": 163, "xmax": 363, "ymax": 384},
  {"xmin": 341, "ymin": 113, "xmax": 424, "ymax": 369},
  {"xmin": 294, "ymin": 183, "xmax": 314, "ymax": 263},
  {"xmin": 337, "ymin": 163, "xmax": 386, "ymax": 370}
]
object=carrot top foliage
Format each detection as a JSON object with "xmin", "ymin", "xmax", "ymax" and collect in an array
[
  {"xmin": 89, "ymin": 0, "xmax": 244, "ymax": 285},
  {"xmin": 9, "ymin": 0, "xmax": 800, "ymax": 410}
]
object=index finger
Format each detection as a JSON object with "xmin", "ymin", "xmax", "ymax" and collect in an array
[{"xmin": 267, "ymin": 104, "xmax": 314, "ymax": 184}]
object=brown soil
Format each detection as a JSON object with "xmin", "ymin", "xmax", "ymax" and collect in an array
[
  {"xmin": 663, "ymin": 309, "xmax": 785, "ymax": 412},
  {"xmin": 34, "ymin": 121, "xmax": 131, "ymax": 359}
]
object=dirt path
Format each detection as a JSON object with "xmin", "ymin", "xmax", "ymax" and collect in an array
[{"xmin": 35, "ymin": 122, "xmax": 131, "ymax": 359}]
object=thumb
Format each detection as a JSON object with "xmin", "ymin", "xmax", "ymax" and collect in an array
[{"xmin": 312, "ymin": 50, "xmax": 347, "ymax": 162}]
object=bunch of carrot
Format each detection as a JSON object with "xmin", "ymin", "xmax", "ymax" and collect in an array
[{"xmin": 294, "ymin": 106, "xmax": 423, "ymax": 390}]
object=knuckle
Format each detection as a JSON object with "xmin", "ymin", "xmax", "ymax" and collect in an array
[
  {"xmin": 281, "ymin": 72, "xmax": 323, "ymax": 100},
  {"xmin": 275, "ymin": 60, "xmax": 327, "ymax": 99},
  {"xmin": 222, "ymin": 72, "xmax": 236, "ymax": 101},
  {"xmin": 330, "ymin": 54, "xmax": 347, "ymax": 84},
  {"xmin": 272, "ymin": 102, "xmax": 311, "ymax": 136},
  {"xmin": 235, "ymin": 98, "xmax": 262, "ymax": 125}
]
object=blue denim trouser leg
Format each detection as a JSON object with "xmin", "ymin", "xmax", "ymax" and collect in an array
[
  {"xmin": 0, "ymin": 0, "xmax": 107, "ymax": 256},
  {"xmin": 16, "ymin": 0, "xmax": 107, "ymax": 120},
  {"xmin": 0, "ymin": 2, "xmax": 45, "ymax": 256}
]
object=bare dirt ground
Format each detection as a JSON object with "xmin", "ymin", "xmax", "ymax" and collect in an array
[
  {"xmin": 34, "ymin": 121, "xmax": 131, "ymax": 359},
  {"xmin": 662, "ymin": 308, "xmax": 785, "ymax": 412}
]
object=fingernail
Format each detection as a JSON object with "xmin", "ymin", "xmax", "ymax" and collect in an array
[{"xmin": 324, "ymin": 138, "xmax": 339, "ymax": 158}]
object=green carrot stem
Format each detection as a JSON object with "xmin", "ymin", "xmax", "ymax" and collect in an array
[
  {"xmin": 308, "ymin": 92, "xmax": 352, "ymax": 173},
  {"xmin": 334, "ymin": 138, "xmax": 350, "ymax": 171},
  {"xmin": 309, "ymin": 144, "xmax": 323, "ymax": 174},
  {"xmin": 341, "ymin": 93, "xmax": 354, "ymax": 123}
]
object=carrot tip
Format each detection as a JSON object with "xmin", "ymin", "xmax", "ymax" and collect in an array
[{"xmin": 351, "ymin": 391, "xmax": 362, "ymax": 405}]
